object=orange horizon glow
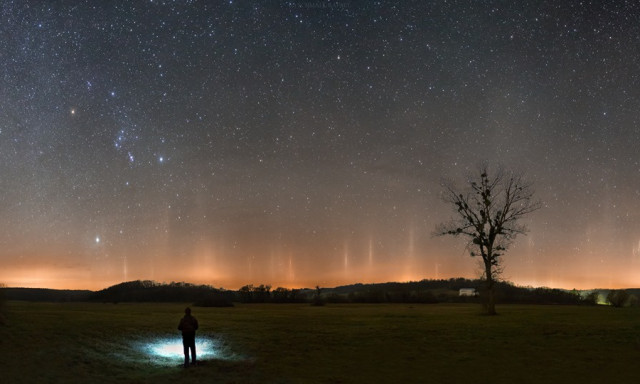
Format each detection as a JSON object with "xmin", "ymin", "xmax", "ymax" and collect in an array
[
  {"xmin": 2, "ymin": 256, "xmax": 637, "ymax": 291},
  {"xmin": 4, "ymin": 275, "xmax": 637, "ymax": 292},
  {"xmin": 3, "ymin": 225, "xmax": 639, "ymax": 292}
]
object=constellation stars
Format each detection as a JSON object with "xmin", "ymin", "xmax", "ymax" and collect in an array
[
  {"xmin": 112, "ymin": 126, "xmax": 170, "ymax": 166},
  {"xmin": 1, "ymin": 0, "xmax": 638, "ymax": 291}
]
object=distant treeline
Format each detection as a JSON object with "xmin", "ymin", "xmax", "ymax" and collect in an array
[
  {"xmin": 2, "ymin": 288, "xmax": 92, "ymax": 302},
  {"xmin": 2, "ymin": 279, "xmax": 638, "ymax": 307}
]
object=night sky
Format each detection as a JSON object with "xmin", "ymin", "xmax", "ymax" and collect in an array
[{"xmin": 2, "ymin": 1, "xmax": 640, "ymax": 290}]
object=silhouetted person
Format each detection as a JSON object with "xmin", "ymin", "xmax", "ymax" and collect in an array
[{"xmin": 178, "ymin": 307, "xmax": 199, "ymax": 368}]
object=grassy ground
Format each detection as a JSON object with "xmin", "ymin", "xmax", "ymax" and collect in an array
[{"xmin": 0, "ymin": 301, "xmax": 639, "ymax": 383}]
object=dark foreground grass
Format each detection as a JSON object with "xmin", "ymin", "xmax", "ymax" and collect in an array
[{"xmin": 1, "ymin": 302, "xmax": 639, "ymax": 383}]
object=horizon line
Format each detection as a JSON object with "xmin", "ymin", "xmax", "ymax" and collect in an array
[{"xmin": 3, "ymin": 277, "xmax": 638, "ymax": 292}]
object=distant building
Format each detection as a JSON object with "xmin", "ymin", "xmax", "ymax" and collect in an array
[{"xmin": 459, "ymin": 288, "xmax": 477, "ymax": 297}]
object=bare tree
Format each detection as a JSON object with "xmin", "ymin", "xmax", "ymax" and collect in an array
[{"xmin": 436, "ymin": 167, "xmax": 540, "ymax": 315}]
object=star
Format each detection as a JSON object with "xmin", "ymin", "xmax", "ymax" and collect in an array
[{"xmin": 0, "ymin": 1, "xmax": 638, "ymax": 291}]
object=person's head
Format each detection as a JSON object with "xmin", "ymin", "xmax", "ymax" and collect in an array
[{"xmin": 185, "ymin": 307, "xmax": 191, "ymax": 315}]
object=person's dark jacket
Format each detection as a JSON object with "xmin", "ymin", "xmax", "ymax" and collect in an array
[{"xmin": 178, "ymin": 314, "xmax": 199, "ymax": 336}]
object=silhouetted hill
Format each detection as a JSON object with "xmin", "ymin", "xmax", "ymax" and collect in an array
[
  {"xmin": 89, "ymin": 280, "xmax": 234, "ymax": 304},
  {"xmin": 316, "ymin": 278, "xmax": 479, "ymax": 303},
  {"xmin": 237, "ymin": 278, "xmax": 606, "ymax": 305},
  {"xmin": 316, "ymin": 278, "xmax": 593, "ymax": 305},
  {"xmin": 329, "ymin": 278, "xmax": 479, "ymax": 294}
]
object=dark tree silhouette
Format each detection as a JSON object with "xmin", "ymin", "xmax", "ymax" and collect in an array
[
  {"xmin": 311, "ymin": 285, "xmax": 325, "ymax": 306},
  {"xmin": 437, "ymin": 167, "xmax": 540, "ymax": 315},
  {"xmin": 606, "ymin": 289, "xmax": 630, "ymax": 308}
]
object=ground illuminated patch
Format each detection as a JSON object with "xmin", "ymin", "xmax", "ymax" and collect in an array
[{"xmin": 141, "ymin": 336, "xmax": 222, "ymax": 364}]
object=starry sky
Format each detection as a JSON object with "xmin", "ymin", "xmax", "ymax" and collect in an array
[{"xmin": 2, "ymin": 1, "xmax": 640, "ymax": 290}]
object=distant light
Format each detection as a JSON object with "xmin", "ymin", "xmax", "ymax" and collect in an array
[{"xmin": 95, "ymin": 236, "xmax": 100, "ymax": 243}]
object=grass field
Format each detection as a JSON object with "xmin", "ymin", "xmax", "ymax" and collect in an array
[{"xmin": 1, "ymin": 301, "xmax": 639, "ymax": 383}]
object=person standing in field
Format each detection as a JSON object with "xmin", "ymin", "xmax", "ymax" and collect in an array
[{"xmin": 178, "ymin": 307, "xmax": 199, "ymax": 368}]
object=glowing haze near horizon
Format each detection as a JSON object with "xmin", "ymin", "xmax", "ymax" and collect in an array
[{"xmin": 2, "ymin": 1, "xmax": 640, "ymax": 291}]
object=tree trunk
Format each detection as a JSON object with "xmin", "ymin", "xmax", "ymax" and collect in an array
[
  {"xmin": 484, "ymin": 262, "xmax": 497, "ymax": 315},
  {"xmin": 485, "ymin": 285, "xmax": 496, "ymax": 315}
]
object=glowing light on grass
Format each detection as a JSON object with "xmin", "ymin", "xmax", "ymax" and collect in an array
[{"xmin": 141, "ymin": 336, "xmax": 221, "ymax": 364}]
